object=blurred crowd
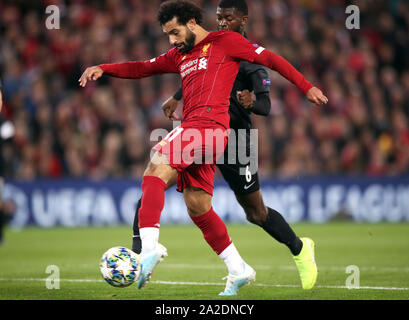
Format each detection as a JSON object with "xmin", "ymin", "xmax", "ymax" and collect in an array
[{"xmin": 0, "ymin": 0, "xmax": 408, "ymax": 181}]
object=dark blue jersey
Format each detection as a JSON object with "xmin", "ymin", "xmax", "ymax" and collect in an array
[{"xmin": 228, "ymin": 61, "xmax": 271, "ymax": 130}]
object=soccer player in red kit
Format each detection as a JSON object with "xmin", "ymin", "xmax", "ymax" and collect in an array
[{"xmin": 79, "ymin": 0, "xmax": 328, "ymax": 295}]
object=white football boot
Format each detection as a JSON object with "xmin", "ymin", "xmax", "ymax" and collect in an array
[
  {"xmin": 219, "ymin": 263, "xmax": 256, "ymax": 296},
  {"xmin": 137, "ymin": 243, "xmax": 168, "ymax": 289}
]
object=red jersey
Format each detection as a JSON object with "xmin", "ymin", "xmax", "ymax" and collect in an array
[{"xmin": 100, "ymin": 31, "xmax": 313, "ymax": 129}]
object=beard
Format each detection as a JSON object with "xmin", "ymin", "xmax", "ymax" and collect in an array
[{"xmin": 175, "ymin": 28, "xmax": 196, "ymax": 53}]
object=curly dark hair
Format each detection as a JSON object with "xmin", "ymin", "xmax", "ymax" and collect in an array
[
  {"xmin": 158, "ymin": 0, "xmax": 204, "ymax": 26},
  {"xmin": 218, "ymin": 0, "xmax": 248, "ymax": 15}
]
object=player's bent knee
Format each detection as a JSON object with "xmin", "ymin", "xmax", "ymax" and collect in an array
[
  {"xmin": 243, "ymin": 204, "xmax": 268, "ymax": 226},
  {"xmin": 236, "ymin": 192, "xmax": 268, "ymax": 226},
  {"xmin": 186, "ymin": 199, "xmax": 211, "ymax": 217},
  {"xmin": 245, "ymin": 210, "xmax": 262, "ymax": 225},
  {"xmin": 143, "ymin": 161, "xmax": 161, "ymax": 177},
  {"xmin": 143, "ymin": 161, "xmax": 176, "ymax": 185},
  {"xmin": 184, "ymin": 188, "xmax": 212, "ymax": 217}
]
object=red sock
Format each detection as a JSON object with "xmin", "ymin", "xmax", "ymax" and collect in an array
[
  {"xmin": 190, "ymin": 208, "xmax": 232, "ymax": 255},
  {"xmin": 138, "ymin": 176, "xmax": 167, "ymax": 229}
]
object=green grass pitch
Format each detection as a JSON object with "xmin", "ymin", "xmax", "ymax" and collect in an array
[{"xmin": 0, "ymin": 222, "xmax": 408, "ymax": 300}]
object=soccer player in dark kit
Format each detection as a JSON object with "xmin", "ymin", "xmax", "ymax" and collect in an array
[{"xmin": 79, "ymin": 0, "xmax": 327, "ymax": 295}]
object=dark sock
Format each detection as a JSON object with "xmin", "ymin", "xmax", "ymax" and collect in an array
[
  {"xmin": 132, "ymin": 198, "xmax": 142, "ymax": 254},
  {"xmin": 262, "ymin": 207, "xmax": 303, "ymax": 256}
]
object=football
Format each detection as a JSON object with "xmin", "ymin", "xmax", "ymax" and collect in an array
[{"xmin": 99, "ymin": 246, "xmax": 141, "ymax": 287}]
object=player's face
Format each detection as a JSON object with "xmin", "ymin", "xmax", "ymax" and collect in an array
[
  {"xmin": 162, "ymin": 17, "xmax": 197, "ymax": 53},
  {"xmin": 216, "ymin": 7, "xmax": 248, "ymax": 33}
]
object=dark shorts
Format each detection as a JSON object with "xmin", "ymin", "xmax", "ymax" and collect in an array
[
  {"xmin": 216, "ymin": 130, "xmax": 260, "ymax": 196},
  {"xmin": 217, "ymin": 162, "xmax": 260, "ymax": 195}
]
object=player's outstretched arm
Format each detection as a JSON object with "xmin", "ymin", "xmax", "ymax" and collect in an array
[
  {"xmin": 80, "ymin": 50, "xmax": 178, "ymax": 88},
  {"xmin": 305, "ymin": 86, "xmax": 328, "ymax": 106},
  {"xmin": 78, "ymin": 62, "xmax": 143, "ymax": 87},
  {"xmin": 221, "ymin": 32, "xmax": 329, "ymax": 107},
  {"xmin": 78, "ymin": 66, "xmax": 103, "ymax": 87},
  {"xmin": 254, "ymin": 51, "xmax": 329, "ymax": 106}
]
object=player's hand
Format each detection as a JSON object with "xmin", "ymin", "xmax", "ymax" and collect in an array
[
  {"xmin": 306, "ymin": 87, "xmax": 328, "ymax": 106},
  {"xmin": 78, "ymin": 66, "xmax": 104, "ymax": 87},
  {"xmin": 237, "ymin": 90, "xmax": 254, "ymax": 109},
  {"xmin": 162, "ymin": 97, "xmax": 179, "ymax": 120}
]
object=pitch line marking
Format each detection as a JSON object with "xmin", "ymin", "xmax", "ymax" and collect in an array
[
  {"xmin": 164, "ymin": 264, "xmax": 409, "ymax": 272},
  {"xmin": 0, "ymin": 278, "xmax": 407, "ymax": 291}
]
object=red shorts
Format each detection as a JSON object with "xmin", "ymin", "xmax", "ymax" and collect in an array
[{"xmin": 153, "ymin": 120, "xmax": 228, "ymax": 195}]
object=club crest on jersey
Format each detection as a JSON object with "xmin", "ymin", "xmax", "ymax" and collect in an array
[{"xmin": 200, "ymin": 43, "xmax": 211, "ymax": 57}]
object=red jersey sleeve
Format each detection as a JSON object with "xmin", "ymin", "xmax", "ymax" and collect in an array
[
  {"xmin": 221, "ymin": 31, "xmax": 313, "ymax": 94},
  {"xmin": 219, "ymin": 31, "xmax": 260, "ymax": 63},
  {"xmin": 99, "ymin": 49, "xmax": 179, "ymax": 79}
]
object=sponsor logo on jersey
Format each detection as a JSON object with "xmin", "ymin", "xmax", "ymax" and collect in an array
[
  {"xmin": 244, "ymin": 181, "xmax": 256, "ymax": 190},
  {"xmin": 180, "ymin": 57, "xmax": 208, "ymax": 78},
  {"xmin": 198, "ymin": 57, "xmax": 208, "ymax": 70},
  {"xmin": 263, "ymin": 79, "xmax": 271, "ymax": 86}
]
